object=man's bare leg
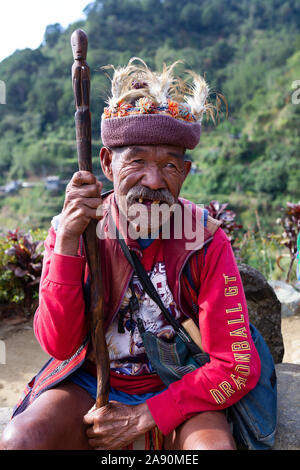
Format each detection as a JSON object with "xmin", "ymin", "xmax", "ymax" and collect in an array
[
  {"xmin": 164, "ymin": 411, "xmax": 236, "ymax": 450},
  {"xmin": 0, "ymin": 382, "xmax": 95, "ymax": 450}
]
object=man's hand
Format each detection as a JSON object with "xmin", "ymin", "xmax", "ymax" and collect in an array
[
  {"xmin": 54, "ymin": 171, "xmax": 103, "ymax": 256},
  {"xmin": 83, "ymin": 402, "xmax": 156, "ymax": 450}
]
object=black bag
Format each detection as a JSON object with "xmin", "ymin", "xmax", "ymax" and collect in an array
[{"xmin": 117, "ymin": 229, "xmax": 277, "ymax": 450}]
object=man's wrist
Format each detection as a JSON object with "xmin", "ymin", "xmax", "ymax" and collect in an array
[
  {"xmin": 135, "ymin": 403, "xmax": 156, "ymax": 434},
  {"xmin": 54, "ymin": 231, "xmax": 80, "ymax": 257}
]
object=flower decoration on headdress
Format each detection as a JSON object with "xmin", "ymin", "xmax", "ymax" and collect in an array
[
  {"xmin": 167, "ymin": 99, "xmax": 179, "ymax": 118},
  {"xmin": 136, "ymin": 97, "xmax": 155, "ymax": 114},
  {"xmin": 117, "ymin": 101, "xmax": 133, "ymax": 117},
  {"xmin": 178, "ymin": 103, "xmax": 192, "ymax": 121},
  {"xmin": 102, "ymin": 57, "xmax": 226, "ymax": 123},
  {"xmin": 103, "ymin": 107, "xmax": 112, "ymax": 119}
]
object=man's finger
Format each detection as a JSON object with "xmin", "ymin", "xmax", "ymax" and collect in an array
[
  {"xmin": 81, "ymin": 198, "xmax": 103, "ymax": 209},
  {"xmin": 83, "ymin": 404, "xmax": 97, "ymax": 425},
  {"xmin": 89, "ymin": 403, "xmax": 97, "ymax": 413},
  {"xmin": 72, "ymin": 170, "xmax": 97, "ymax": 186},
  {"xmin": 67, "ymin": 184, "xmax": 102, "ymax": 199},
  {"xmin": 70, "ymin": 205, "xmax": 101, "ymax": 222},
  {"xmin": 87, "ymin": 435, "xmax": 115, "ymax": 451},
  {"xmin": 86, "ymin": 426, "xmax": 100, "ymax": 439}
]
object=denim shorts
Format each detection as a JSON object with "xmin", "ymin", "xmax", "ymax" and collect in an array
[{"xmin": 68, "ymin": 366, "xmax": 164, "ymax": 405}]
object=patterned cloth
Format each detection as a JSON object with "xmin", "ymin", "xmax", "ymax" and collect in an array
[{"xmin": 123, "ymin": 427, "xmax": 164, "ymax": 450}]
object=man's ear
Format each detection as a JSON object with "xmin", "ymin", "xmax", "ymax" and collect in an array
[
  {"xmin": 100, "ymin": 147, "xmax": 113, "ymax": 182},
  {"xmin": 183, "ymin": 159, "xmax": 192, "ymax": 180}
]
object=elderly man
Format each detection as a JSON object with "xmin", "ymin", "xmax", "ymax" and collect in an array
[{"xmin": 1, "ymin": 59, "xmax": 260, "ymax": 451}]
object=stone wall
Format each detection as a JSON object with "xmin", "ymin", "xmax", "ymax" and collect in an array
[
  {"xmin": 273, "ymin": 363, "xmax": 300, "ymax": 450},
  {"xmin": 238, "ymin": 263, "xmax": 284, "ymax": 364}
]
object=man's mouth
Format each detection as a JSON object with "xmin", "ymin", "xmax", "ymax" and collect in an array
[
  {"xmin": 136, "ymin": 197, "xmax": 162, "ymax": 206},
  {"xmin": 125, "ymin": 185, "xmax": 175, "ymax": 209}
]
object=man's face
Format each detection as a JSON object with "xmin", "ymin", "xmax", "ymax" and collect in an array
[{"xmin": 100, "ymin": 144, "xmax": 191, "ymax": 236}]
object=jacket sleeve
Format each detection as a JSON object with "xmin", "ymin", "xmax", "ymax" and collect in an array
[
  {"xmin": 146, "ymin": 228, "xmax": 261, "ymax": 435},
  {"xmin": 33, "ymin": 226, "xmax": 89, "ymax": 360}
]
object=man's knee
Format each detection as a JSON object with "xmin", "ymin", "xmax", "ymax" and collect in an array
[
  {"xmin": 171, "ymin": 432, "xmax": 236, "ymax": 451},
  {"xmin": 165, "ymin": 411, "xmax": 237, "ymax": 451},
  {"xmin": 1, "ymin": 414, "xmax": 47, "ymax": 450},
  {"xmin": 185, "ymin": 434, "xmax": 236, "ymax": 451}
]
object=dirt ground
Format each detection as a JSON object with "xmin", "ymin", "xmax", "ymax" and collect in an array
[
  {"xmin": 0, "ymin": 319, "xmax": 50, "ymax": 407},
  {"xmin": 0, "ymin": 316, "xmax": 299, "ymax": 408}
]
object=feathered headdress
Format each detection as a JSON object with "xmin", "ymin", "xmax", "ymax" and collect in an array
[
  {"xmin": 100, "ymin": 58, "xmax": 226, "ymax": 149},
  {"xmin": 102, "ymin": 57, "xmax": 224, "ymax": 123}
]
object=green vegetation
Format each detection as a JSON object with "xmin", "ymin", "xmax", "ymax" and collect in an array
[
  {"xmin": 0, "ymin": 0, "xmax": 299, "ymax": 284},
  {"xmin": 0, "ymin": 229, "xmax": 46, "ymax": 315}
]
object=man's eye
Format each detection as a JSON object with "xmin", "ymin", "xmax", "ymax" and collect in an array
[
  {"xmin": 132, "ymin": 159, "xmax": 144, "ymax": 164},
  {"xmin": 165, "ymin": 162, "xmax": 177, "ymax": 169}
]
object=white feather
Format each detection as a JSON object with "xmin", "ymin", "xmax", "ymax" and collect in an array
[
  {"xmin": 147, "ymin": 62, "xmax": 181, "ymax": 106},
  {"xmin": 102, "ymin": 63, "xmax": 140, "ymax": 111},
  {"xmin": 184, "ymin": 73, "xmax": 210, "ymax": 121}
]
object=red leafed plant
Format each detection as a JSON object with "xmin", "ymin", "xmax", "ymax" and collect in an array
[
  {"xmin": 277, "ymin": 202, "xmax": 300, "ymax": 283},
  {"xmin": 2, "ymin": 229, "xmax": 44, "ymax": 315},
  {"xmin": 205, "ymin": 200, "xmax": 243, "ymax": 244}
]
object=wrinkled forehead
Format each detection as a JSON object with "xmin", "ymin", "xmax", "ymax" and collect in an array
[{"xmin": 110, "ymin": 144, "xmax": 186, "ymax": 160}]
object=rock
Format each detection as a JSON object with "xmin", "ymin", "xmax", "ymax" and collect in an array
[
  {"xmin": 0, "ymin": 407, "xmax": 12, "ymax": 436},
  {"xmin": 238, "ymin": 264, "xmax": 284, "ymax": 364},
  {"xmin": 268, "ymin": 280, "xmax": 300, "ymax": 317},
  {"xmin": 273, "ymin": 363, "xmax": 300, "ymax": 450}
]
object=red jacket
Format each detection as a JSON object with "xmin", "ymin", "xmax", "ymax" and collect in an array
[{"xmin": 33, "ymin": 194, "xmax": 261, "ymax": 435}]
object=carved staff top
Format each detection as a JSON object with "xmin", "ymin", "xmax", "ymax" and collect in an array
[{"xmin": 71, "ymin": 29, "xmax": 92, "ymax": 173}]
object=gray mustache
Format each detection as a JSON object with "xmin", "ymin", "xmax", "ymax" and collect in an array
[{"xmin": 126, "ymin": 185, "xmax": 175, "ymax": 206}]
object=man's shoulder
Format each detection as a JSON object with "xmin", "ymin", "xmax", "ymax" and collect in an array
[{"xmin": 178, "ymin": 197, "xmax": 222, "ymax": 237}]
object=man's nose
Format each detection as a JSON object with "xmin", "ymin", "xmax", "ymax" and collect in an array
[{"xmin": 140, "ymin": 165, "xmax": 166, "ymax": 190}]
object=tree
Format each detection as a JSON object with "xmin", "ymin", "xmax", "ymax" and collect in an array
[{"xmin": 44, "ymin": 23, "xmax": 63, "ymax": 48}]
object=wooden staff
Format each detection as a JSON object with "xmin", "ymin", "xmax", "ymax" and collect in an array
[{"xmin": 71, "ymin": 29, "xmax": 110, "ymax": 408}]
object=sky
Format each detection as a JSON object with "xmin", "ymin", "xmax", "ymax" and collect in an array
[{"xmin": 0, "ymin": 0, "xmax": 91, "ymax": 62}]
